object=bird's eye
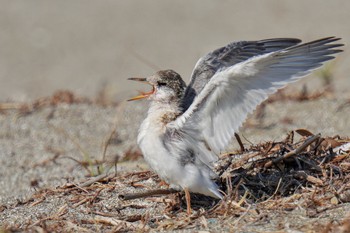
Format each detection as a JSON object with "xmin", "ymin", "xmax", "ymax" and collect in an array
[{"xmin": 157, "ymin": 82, "xmax": 167, "ymax": 87}]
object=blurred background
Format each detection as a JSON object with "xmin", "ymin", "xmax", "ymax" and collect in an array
[{"xmin": 0, "ymin": 0, "xmax": 349, "ymax": 102}]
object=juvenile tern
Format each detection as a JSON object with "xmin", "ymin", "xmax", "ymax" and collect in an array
[{"xmin": 128, "ymin": 37, "xmax": 343, "ymax": 214}]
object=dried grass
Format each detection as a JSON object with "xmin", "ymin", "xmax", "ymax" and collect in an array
[{"xmin": 2, "ymin": 129, "xmax": 349, "ymax": 232}]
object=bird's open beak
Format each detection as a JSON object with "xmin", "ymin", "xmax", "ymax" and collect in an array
[{"xmin": 127, "ymin": 77, "xmax": 155, "ymax": 101}]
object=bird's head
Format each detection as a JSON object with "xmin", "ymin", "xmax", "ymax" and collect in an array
[{"xmin": 128, "ymin": 69, "xmax": 186, "ymax": 103}]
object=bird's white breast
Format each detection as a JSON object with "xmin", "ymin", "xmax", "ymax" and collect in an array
[{"xmin": 137, "ymin": 109, "xmax": 181, "ymax": 187}]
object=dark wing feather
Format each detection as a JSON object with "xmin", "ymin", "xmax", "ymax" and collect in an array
[{"xmin": 181, "ymin": 38, "xmax": 302, "ymax": 111}]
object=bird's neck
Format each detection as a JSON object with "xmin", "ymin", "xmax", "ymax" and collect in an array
[{"xmin": 147, "ymin": 99, "xmax": 183, "ymax": 126}]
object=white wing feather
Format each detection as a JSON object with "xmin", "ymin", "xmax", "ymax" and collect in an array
[{"xmin": 171, "ymin": 37, "xmax": 343, "ymax": 159}]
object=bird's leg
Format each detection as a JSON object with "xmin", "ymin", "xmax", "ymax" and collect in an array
[{"xmin": 184, "ymin": 188, "xmax": 192, "ymax": 215}]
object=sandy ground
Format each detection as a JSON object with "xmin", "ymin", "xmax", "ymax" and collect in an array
[
  {"xmin": 1, "ymin": 1, "xmax": 350, "ymax": 232},
  {"xmin": 0, "ymin": 1, "xmax": 349, "ymax": 102},
  {"xmin": 1, "ymin": 91, "xmax": 350, "ymax": 232}
]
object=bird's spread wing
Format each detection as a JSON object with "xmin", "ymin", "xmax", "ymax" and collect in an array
[
  {"xmin": 181, "ymin": 38, "xmax": 302, "ymax": 111},
  {"xmin": 171, "ymin": 37, "xmax": 343, "ymax": 164}
]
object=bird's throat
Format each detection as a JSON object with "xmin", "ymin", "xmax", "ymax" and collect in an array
[{"xmin": 148, "ymin": 100, "xmax": 182, "ymax": 126}]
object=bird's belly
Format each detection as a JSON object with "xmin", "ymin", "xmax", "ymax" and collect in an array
[{"xmin": 138, "ymin": 132, "xmax": 175, "ymax": 180}]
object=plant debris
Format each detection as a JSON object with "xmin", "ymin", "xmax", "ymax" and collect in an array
[
  {"xmin": 216, "ymin": 130, "xmax": 350, "ymax": 205},
  {"xmin": 2, "ymin": 129, "xmax": 350, "ymax": 232},
  {"xmin": 0, "ymin": 90, "xmax": 119, "ymax": 117}
]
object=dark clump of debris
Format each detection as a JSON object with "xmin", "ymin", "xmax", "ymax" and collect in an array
[{"xmin": 216, "ymin": 129, "xmax": 350, "ymax": 204}]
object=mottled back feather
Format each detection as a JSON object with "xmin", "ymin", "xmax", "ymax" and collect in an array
[{"xmin": 181, "ymin": 38, "xmax": 302, "ymax": 111}]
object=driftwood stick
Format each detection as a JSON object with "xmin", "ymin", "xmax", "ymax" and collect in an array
[
  {"xmin": 79, "ymin": 165, "xmax": 114, "ymax": 187},
  {"xmin": 235, "ymin": 133, "xmax": 245, "ymax": 152},
  {"xmin": 119, "ymin": 189, "xmax": 179, "ymax": 200},
  {"xmin": 79, "ymin": 173, "xmax": 109, "ymax": 187},
  {"xmin": 264, "ymin": 133, "xmax": 321, "ymax": 168}
]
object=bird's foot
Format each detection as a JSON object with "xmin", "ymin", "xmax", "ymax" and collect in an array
[{"xmin": 158, "ymin": 180, "xmax": 170, "ymax": 188}]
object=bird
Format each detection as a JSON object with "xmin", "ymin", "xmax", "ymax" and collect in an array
[{"xmin": 128, "ymin": 37, "xmax": 343, "ymax": 214}]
